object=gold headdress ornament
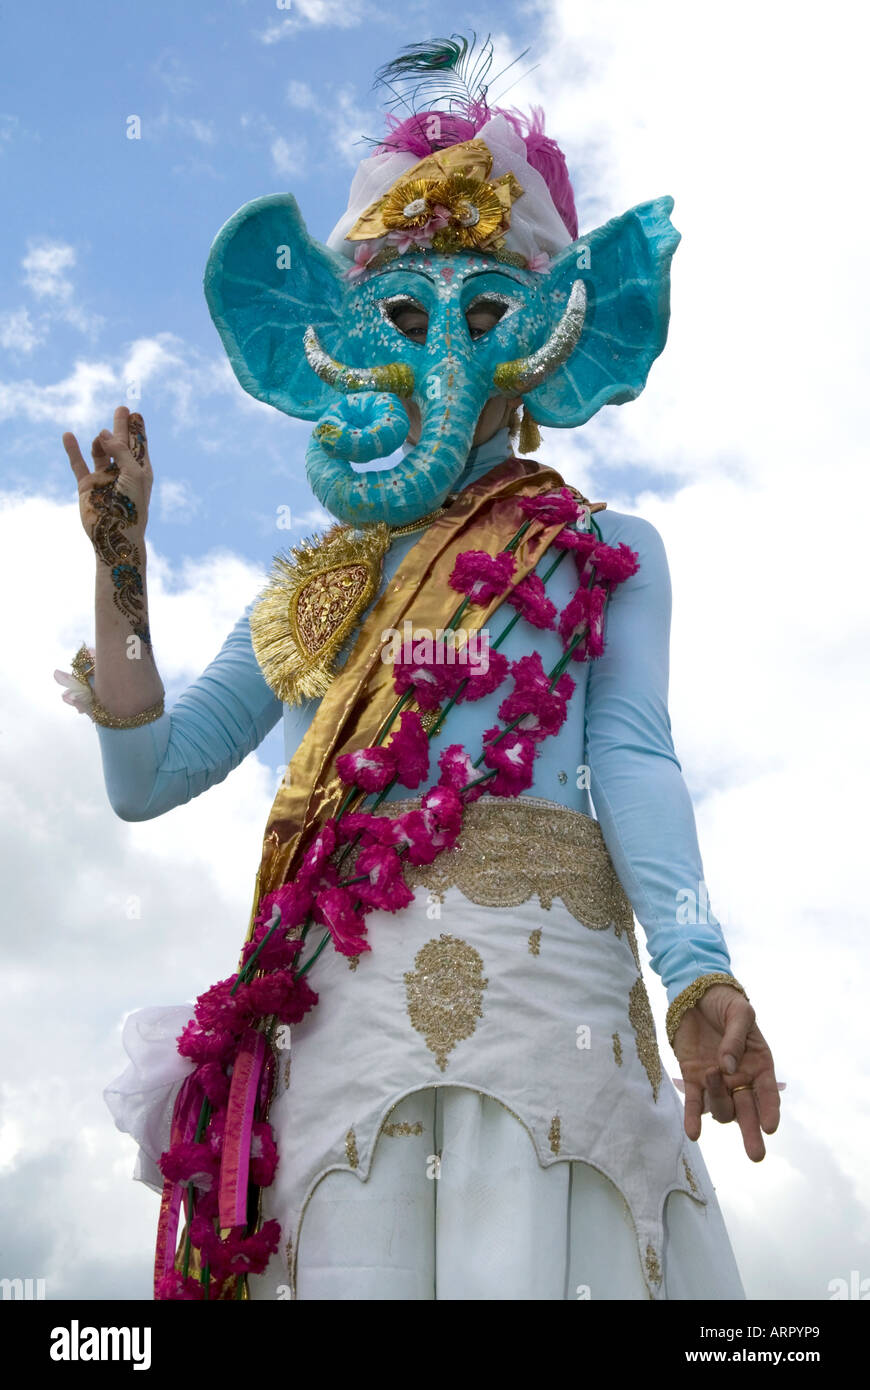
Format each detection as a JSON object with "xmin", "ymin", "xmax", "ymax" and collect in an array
[
  {"xmin": 346, "ymin": 138, "xmax": 524, "ymax": 260},
  {"xmin": 249, "ymin": 523, "xmax": 391, "ymax": 705}
]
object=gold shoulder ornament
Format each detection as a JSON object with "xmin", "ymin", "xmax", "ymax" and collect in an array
[{"xmin": 249, "ymin": 522, "xmax": 391, "ymax": 705}]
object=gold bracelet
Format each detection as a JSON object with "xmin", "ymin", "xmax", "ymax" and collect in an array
[
  {"xmin": 666, "ymin": 972, "xmax": 748, "ymax": 1049},
  {"xmin": 90, "ymin": 694, "xmax": 165, "ymax": 729},
  {"xmin": 70, "ymin": 643, "xmax": 165, "ymax": 728}
]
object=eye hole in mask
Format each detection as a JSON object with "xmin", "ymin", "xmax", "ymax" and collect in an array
[
  {"xmin": 378, "ymin": 295, "xmax": 429, "ymax": 345},
  {"xmin": 377, "ymin": 292, "xmax": 517, "ymax": 345},
  {"xmin": 464, "ymin": 292, "xmax": 519, "ymax": 340}
]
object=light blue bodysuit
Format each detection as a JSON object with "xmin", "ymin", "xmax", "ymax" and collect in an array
[{"xmin": 94, "ymin": 427, "xmax": 734, "ymax": 1004}]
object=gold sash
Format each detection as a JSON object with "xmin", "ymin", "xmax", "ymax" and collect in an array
[{"xmin": 249, "ymin": 458, "xmax": 571, "ymax": 923}]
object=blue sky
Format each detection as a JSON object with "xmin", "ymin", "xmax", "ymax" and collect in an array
[
  {"xmin": 2, "ymin": 2, "xmax": 552, "ymax": 555},
  {"xmin": 1, "ymin": 0, "xmax": 869, "ymax": 1302}
]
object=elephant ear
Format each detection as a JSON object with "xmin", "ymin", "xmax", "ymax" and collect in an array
[
  {"xmin": 203, "ymin": 193, "xmax": 348, "ymax": 421},
  {"xmin": 526, "ymin": 196, "xmax": 681, "ymax": 428}
]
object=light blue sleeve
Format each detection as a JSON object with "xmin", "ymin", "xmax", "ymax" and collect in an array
[
  {"xmin": 584, "ymin": 512, "xmax": 736, "ymax": 1003},
  {"xmin": 95, "ymin": 599, "xmax": 283, "ymax": 821}
]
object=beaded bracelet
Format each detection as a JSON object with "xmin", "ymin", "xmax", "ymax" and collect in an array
[
  {"xmin": 70, "ymin": 642, "xmax": 165, "ymax": 729},
  {"xmin": 666, "ymin": 972, "xmax": 749, "ymax": 1049}
]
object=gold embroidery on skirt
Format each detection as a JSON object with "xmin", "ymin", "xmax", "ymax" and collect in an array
[
  {"xmin": 404, "ymin": 935, "xmax": 488, "ymax": 1071},
  {"xmin": 345, "ymin": 1128, "xmax": 359, "ymax": 1168},
  {"xmin": 548, "ymin": 1115, "xmax": 562, "ymax": 1155},
  {"xmin": 612, "ymin": 1032, "xmax": 623, "ymax": 1066},
  {"xmin": 528, "ymin": 927, "xmax": 542, "ymax": 956},
  {"xmin": 629, "ymin": 978, "xmax": 662, "ymax": 1101},
  {"xmin": 682, "ymin": 1158, "xmax": 700, "ymax": 1196},
  {"xmin": 381, "ymin": 1120, "xmax": 424, "ymax": 1137},
  {"xmin": 645, "ymin": 1243, "xmax": 663, "ymax": 1285}
]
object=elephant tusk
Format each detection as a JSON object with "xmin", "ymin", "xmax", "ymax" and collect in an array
[
  {"xmin": 303, "ymin": 325, "xmax": 415, "ymax": 397},
  {"xmin": 492, "ymin": 281, "xmax": 588, "ymax": 395}
]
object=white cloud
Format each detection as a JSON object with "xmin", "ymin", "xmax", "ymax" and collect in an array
[
  {"xmin": 258, "ymin": 0, "xmax": 367, "ymax": 44},
  {"xmin": 18, "ymin": 239, "xmax": 104, "ymax": 337},
  {"xmin": 513, "ymin": 0, "xmax": 870, "ymax": 1296},
  {"xmin": 271, "ymin": 134, "xmax": 306, "ymax": 178},
  {"xmin": 158, "ymin": 478, "xmax": 200, "ymax": 523},
  {"xmin": 22, "ymin": 242, "xmax": 76, "ymax": 301},
  {"xmin": 0, "ymin": 490, "xmax": 278, "ymax": 1297},
  {"xmin": 287, "ymin": 80, "xmax": 316, "ymax": 109},
  {"xmin": 0, "ymin": 307, "xmax": 44, "ymax": 356},
  {"xmin": 0, "ymin": 332, "xmax": 242, "ymax": 432}
]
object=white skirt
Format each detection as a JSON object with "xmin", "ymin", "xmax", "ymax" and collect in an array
[
  {"xmin": 105, "ymin": 798, "xmax": 746, "ymax": 1301},
  {"xmin": 247, "ymin": 798, "xmax": 746, "ymax": 1302},
  {"xmin": 288, "ymin": 1086, "xmax": 744, "ymax": 1302}
]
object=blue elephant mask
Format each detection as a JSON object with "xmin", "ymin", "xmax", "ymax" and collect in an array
[{"xmin": 204, "ymin": 190, "xmax": 679, "ymax": 528}]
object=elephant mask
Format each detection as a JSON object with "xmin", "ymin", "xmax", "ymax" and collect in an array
[{"xmin": 204, "ymin": 190, "xmax": 680, "ymax": 527}]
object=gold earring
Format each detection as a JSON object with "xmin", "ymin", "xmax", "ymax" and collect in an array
[{"xmin": 518, "ymin": 405, "xmax": 541, "ymax": 455}]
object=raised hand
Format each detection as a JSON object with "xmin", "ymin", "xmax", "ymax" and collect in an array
[
  {"xmin": 63, "ymin": 406, "xmax": 153, "ymax": 645},
  {"xmin": 671, "ymin": 984, "xmax": 781, "ymax": 1162},
  {"xmin": 63, "ymin": 404, "xmax": 153, "ymax": 547}
]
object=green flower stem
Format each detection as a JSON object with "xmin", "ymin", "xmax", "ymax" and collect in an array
[
  {"xmin": 296, "ymin": 930, "xmax": 330, "ymax": 977},
  {"xmin": 181, "ymin": 1096, "xmax": 211, "ymax": 1281},
  {"xmin": 459, "ymin": 769, "xmax": 497, "ymax": 792}
]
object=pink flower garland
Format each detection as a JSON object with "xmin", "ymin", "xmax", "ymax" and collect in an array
[{"xmin": 157, "ymin": 490, "xmax": 639, "ymax": 1299}]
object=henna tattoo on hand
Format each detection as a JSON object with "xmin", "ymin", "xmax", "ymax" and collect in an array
[
  {"xmin": 128, "ymin": 412, "xmax": 147, "ymax": 466},
  {"xmin": 90, "ymin": 483, "xmax": 151, "ymax": 646}
]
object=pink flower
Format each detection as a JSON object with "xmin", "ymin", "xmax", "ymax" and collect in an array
[
  {"xmin": 336, "ymin": 811, "xmax": 396, "ymax": 847},
  {"xmin": 449, "ymin": 549, "xmax": 516, "ymax": 604},
  {"xmin": 386, "ymin": 710, "xmax": 430, "ymax": 789},
  {"xmin": 159, "ymin": 1141, "xmax": 219, "ymax": 1192},
  {"xmin": 392, "ymin": 652, "xmax": 464, "ymax": 710},
  {"xmin": 190, "ymin": 1215, "xmax": 281, "ymax": 1280},
  {"xmin": 223, "ymin": 1219, "xmax": 282, "ymax": 1276},
  {"xmin": 53, "ymin": 646, "xmax": 96, "ymax": 713},
  {"xmin": 241, "ymin": 915, "xmax": 305, "ymax": 973},
  {"xmin": 249, "ymin": 1120, "xmax": 279, "ymax": 1187},
  {"xmin": 386, "ymin": 225, "xmax": 435, "ymax": 253},
  {"xmin": 254, "ymin": 881, "xmax": 313, "ymax": 934},
  {"xmin": 297, "ymin": 819, "xmax": 338, "ymax": 886},
  {"xmin": 345, "ymin": 241, "xmax": 379, "ymax": 280},
  {"xmin": 426, "ymin": 204, "xmax": 452, "ymax": 231},
  {"xmin": 354, "ymin": 843, "xmax": 414, "ymax": 912},
  {"xmin": 588, "ymin": 541, "xmax": 640, "ymax": 584},
  {"xmin": 177, "ymin": 1020, "xmax": 237, "ymax": 1066},
  {"xmin": 336, "ymin": 745, "xmax": 396, "ymax": 792},
  {"xmin": 236, "ymin": 972, "xmax": 318, "ymax": 1026},
  {"xmin": 313, "ymin": 886, "xmax": 370, "ymax": 957},
  {"xmin": 437, "ymin": 743, "xmax": 484, "ymax": 803},
  {"xmin": 155, "ymin": 1272, "xmax": 206, "ymax": 1300},
  {"xmin": 505, "ymin": 574, "xmax": 557, "ymax": 629},
  {"xmin": 481, "ymin": 727, "xmax": 537, "ymax": 797},
  {"xmin": 553, "ymin": 527, "xmax": 598, "ymax": 556},
  {"xmin": 193, "ymin": 1061, "xmax": 231, "ymax": 1108},
  {"xmin": 558, "ymin": 585, "xmax": 608, "ymax": 659},
  {"xmin": 421, "ymin": 785, "xmax": 463, "ymax": 851},
  {"xmin": 194, "ymin": 977, "xmax": 244, "ymax": 1034},
  {"xmin": 455, "ymin": 647, "xmax": 509, "ymax": 702},
  {"xmin": 497, "ymin": 690, "xmax": 569, "ymax": 740},
  {"xmin": 387, "ymin": 809, "xmax": 441, "ymax": 865},
  {"xmin": 517, "ymin": 487, "xmax": 580, "ymax": 526}
]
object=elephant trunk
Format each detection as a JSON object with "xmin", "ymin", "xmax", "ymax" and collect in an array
[{"xmin": 306, "ymin": 357, "xmax": 486, "ymax": 527}]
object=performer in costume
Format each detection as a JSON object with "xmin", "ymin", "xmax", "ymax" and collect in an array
[{"xmin": 61, "ymin": 36, "xmax": 780, "ymax": 1300}]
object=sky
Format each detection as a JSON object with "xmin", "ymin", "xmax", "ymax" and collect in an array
[{"xmin": 1, "ymin": 0, "xmax": 869, "ymax": 1302}]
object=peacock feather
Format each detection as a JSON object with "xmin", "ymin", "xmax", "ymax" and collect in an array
[{"xmin": 371, "ymin": 31, "xmax": 532, "ymax": 118}]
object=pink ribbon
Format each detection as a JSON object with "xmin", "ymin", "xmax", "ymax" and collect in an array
[
  {"xmin": 153, "ymin": 1072, "xmax": 203, "ymax": 1294},
  {"xmin": 218, "ymin": 1027, "xmax": 267, "ymax": 1229}
]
